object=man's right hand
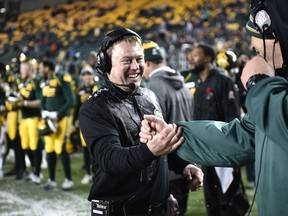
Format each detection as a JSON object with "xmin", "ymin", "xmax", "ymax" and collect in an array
[
  {"xmin": 146, "ymin": 123, "xmax": 184, "ymax": 156},
  {"xmin": 139, "ymin": 115, "xmax": 167, "ymax": 143},
  {"xmin": 140, "ymin": 115, "xmax": 184, "ymax": 156}
]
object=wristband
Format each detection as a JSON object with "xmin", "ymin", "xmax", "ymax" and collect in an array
[
  {"xmin": 23, "ymin": 100, "xmax": 28, "ymax": 107},
  {"xmin": 246, "ymin": 74, "xmax": 270, "ymax": 91}
]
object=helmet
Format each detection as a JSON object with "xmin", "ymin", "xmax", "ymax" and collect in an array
[{"xmin": 216, "ymin": 50, "xmax": 238, "ymax": 72}]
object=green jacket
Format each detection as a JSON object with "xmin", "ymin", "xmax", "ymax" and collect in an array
[{"xmin": 177, "ymin": 76, "xmax": 288, "ymax": 216}]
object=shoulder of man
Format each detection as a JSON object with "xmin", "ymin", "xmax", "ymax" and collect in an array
[
  {"xmin": 55, "ymin": 71, "xmax": 72, "ymax": 83},
  {"xmin": 88, "ymin": 87, "xmax": 109, "ymax": 100},
  {"xmin": 137, "ymin": 86, "xmax": 156, "ymax": 96},
  {"xmin": 180, "ymin": 69, "xmax": 199, "ymax": 83},
  {"xmin": 180, "ymin": 69, "xmax": 191, "ymax": 79}
]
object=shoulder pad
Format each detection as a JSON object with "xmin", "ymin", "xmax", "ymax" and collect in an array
[
  {"xmin": 62, "ymin": 73, "xmax": 72, "ymax": 83},
  {"xmin": 92, "ymin": 85, "xmax": 98, "ymax": 92}
]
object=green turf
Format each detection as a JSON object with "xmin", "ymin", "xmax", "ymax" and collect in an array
[{"xmin": 0, "ymin": 151, "xmax": 257, "ymax": 216}]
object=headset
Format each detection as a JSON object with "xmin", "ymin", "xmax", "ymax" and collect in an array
[
  {"xmin": 96, "ymin": 28, "xmax": 142, "ymax": 76},
  {"xmin": 250, "ymin": 0, "xmax": 274, "ymax": 37},
  {"xmin": 250, "ymin": 0, "xmax": 278, "ymax": 68}
]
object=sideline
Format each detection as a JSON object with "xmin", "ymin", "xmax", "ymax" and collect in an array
[{"xmin": 0, "ymin": 179, "xmax": 90, "ymax": 216}]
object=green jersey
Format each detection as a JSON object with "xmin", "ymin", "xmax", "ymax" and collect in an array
[
  {"xmin": 18, "ymin": 77, "xmax": 41, "ymax": 119},
  {"xmin": 180, "ymin": 69, "xmax": 199, "ymax": 96},
  {"xmin": 40, "ymin": 72, "xmax": 74, "ymax": 118}
]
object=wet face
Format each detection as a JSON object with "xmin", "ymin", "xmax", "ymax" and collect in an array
[{"xmin": 108, "ymin": 40, "xmax": 144, "ymax": 92}]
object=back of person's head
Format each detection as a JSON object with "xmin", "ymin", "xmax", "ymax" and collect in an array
[
  {"xmin": 197, "ymin": 44, "xmax": 216, "ymax": 63},
  {"xmin": 96, "ymin": 28, "xmax": 142, "ymax": 76},
  {"xmin": 41, "ymin": 59, "xmax": 55, "ymax": 71},
  {"xmin": 143, "ymin": 40, "xmax": 164, "ymax": 64}
]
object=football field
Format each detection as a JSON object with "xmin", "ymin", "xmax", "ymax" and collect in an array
[
  {"xmin": 0, "ymin": 152, "xmax": 91, "ymax": 216},
  {"xmin": 0, "ymin": 152, "xmax": 257, "ymax": 216}
]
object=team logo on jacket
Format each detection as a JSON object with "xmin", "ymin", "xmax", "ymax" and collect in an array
[{"xmin": 228, "ymin": 90, "xmax": 235, "ymax": 100}]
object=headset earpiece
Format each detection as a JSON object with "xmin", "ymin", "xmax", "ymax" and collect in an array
[
  {"xmin": 96, "ymin": 48, "xmax": 110, "ymax": 76},
  {"xmin": 96, "ymin": 28, "xmax": 142, "ymax": 75},
  {"xmin": 250, "ymin": 0, "xmax": 272, "ymax": 36}
]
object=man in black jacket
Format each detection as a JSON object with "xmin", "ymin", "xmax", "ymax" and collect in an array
[{"xmin": 79, "ymin": 28, "xmax": 203, "ymax": 216}]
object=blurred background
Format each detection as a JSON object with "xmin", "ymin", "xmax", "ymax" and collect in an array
[{"xmin": 0, "ymin": 0, "xmax": 251, "ymax": 71}]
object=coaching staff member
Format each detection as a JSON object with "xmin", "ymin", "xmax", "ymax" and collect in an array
[{"xmin": 79, "ymin": 28, "xmax": 203, "ymax": 216}]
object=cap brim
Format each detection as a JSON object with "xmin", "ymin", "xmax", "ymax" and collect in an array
[{"xmin": 246, "ymin": 15, "xmax": 263, "ymax": 38}]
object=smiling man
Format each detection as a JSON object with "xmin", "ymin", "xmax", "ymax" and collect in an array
[{"xmin": 79, "ymin": 28, "xmax": 203, "ymax": 216}]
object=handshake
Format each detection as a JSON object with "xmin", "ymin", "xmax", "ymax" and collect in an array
[
  {"xmin": 41, "ymin": 110, "xmax": 59, "ymax": 120},
  {"xmin": 139, "ymin": 115, "xmax": 183, "ymax": 157},
  {"xmin": 140, "ymin": 115, "xmax": 204, "ymax": 191}
]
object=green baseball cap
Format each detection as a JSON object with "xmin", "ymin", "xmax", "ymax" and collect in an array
[{"xmin": 143, "ymin": 40, "xmax": 164, "ymax": 61}]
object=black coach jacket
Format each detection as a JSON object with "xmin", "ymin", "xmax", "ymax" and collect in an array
[{"xmin": 79, "ymin": 82, "xmax": 187, "ymax": 206}]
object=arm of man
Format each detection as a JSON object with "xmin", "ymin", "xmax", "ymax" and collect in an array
[
  {"xmin": 176, "ymin": 117, "xmax": 255, "ymax": 167},
  {"xmin": 140, "ymin": 114, "xmax": 256, "ymax": 167}
]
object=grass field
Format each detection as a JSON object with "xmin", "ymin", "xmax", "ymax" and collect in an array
[{"xmin": 0, "ymin": 151, "xmax": 258, "ymax": 216}]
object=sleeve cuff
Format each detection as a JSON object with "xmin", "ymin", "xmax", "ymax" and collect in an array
[{"xmin": 246, "ymin": 74, "xmax": 270, "ymax": 91}]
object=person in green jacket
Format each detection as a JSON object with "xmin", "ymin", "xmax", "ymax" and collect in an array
[{"xmin": 139, "ymin": 0, "xmax": 288, "ymax": 215}]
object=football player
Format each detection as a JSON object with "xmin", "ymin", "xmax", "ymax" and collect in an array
[
  {"xmin": 38, "ymin": 59, "xmax": 75, "ymax": 190},
  {"xmin": 18, "ymin": 61, "xmax": 43, "ymax": 184}
]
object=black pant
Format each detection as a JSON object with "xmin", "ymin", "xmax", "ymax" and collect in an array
[
  {"xmin": 202, "ymin": 166, "xmax": 249, "ymax": 216},
  {"xmin": 169, "ymin": 178, "xmax": 189, "ymax": 216}
]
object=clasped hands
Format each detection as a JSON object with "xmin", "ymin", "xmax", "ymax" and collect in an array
[
  {"xmin": 140, "ymin": 115, "xmax": 183, "ymax": 157},
  {"xmin": 139, "ymin": 115, "xmax": 204, "ymax": 191}
]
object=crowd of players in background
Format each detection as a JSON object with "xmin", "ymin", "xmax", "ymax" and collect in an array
[{"xmin": 0, "ymin": 2, "xmax": 257, "ymax": 215}]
